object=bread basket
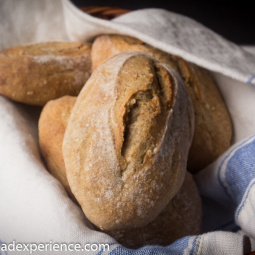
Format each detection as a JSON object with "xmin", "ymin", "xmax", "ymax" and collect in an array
[
  {"xmin": 80, "ymin": 6, "xmax": 130, "ymax": 20},
  {"xmin": 0, "ymin": 3, "xmax": 253, "ymax": 254},
  {"xmin": 79, "ymin": 6, "xmax": 255, "ymax": 255}
]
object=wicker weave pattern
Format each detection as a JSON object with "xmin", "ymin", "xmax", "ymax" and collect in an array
[{"xmin": 81, "ymin": 6, "xmax": 130, "ymax": 20}]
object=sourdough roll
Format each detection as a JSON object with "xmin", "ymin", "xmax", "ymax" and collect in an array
[
  {"xmin": 63, "ymin": 51, "xmax": 194, "ymax": 231},
  {"xmin": 38, "ymin": 96, "xmax": 76, "ymax": 200},
  {"xmin": 0, "ymin": 42, "xmax": 91, "ymax": 106},
  {"xmin": 91, "ymin": 34, "xmax": 233, "ymax": 173}
]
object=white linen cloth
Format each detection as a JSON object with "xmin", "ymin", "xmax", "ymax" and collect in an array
[{"xmin": 0, "ymin": 0, "xmax": 255, "ymax": 254}]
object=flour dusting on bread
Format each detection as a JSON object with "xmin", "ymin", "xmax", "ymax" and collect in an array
[{"xmin": 63, "ymin": 51, "xmax": 194, "ymax": 231}]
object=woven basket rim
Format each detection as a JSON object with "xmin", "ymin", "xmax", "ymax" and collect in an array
[{"xmin": 81, "ymin": 6, "xmax": 130, "ymax": 20}]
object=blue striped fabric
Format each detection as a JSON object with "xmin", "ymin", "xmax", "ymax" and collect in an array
[
  {"xmin": 97, "ymin": 134, "xmax": 255, "ymax": 254},
  {"xmin": 218, "ymin": 135, "xmax": 255, "ymax": 204},
  {"xmin": 247, "ymin": 75, "xmax": 255, "ymax": 84},
  {"xmin": 108, "ymin": 237, "xmax": 191, "ymax": 255}
]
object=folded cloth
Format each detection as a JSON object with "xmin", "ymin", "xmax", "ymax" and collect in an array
[{"xmin": 0, "ymin": 0, "xmax": 255, "ymax": 254}]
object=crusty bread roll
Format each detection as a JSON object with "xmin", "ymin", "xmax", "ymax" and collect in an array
[
  {"xmin": 91, "ymin": 34, "xmax": 233, "ymax": 173},
  {"xmin": 63, "ymin": 51, "xmax": 194, "ymax": 231},
  {"xmin": 91, "ymin": 35, "xmax": 176, "ymax": 72},
  {"xmin": 108, "ymin": 172, "xmax": 202, "ymax": 248},
  {"xmin": 38, "ymin": 96, "xmax": 76, "ymax": 199},
  {"xmin": 0, "ymin": 42, "xmax": 91, "ymax": 106},
  {"xmin": 39, "ymin": 93, "xmax": 201, "ymax": 248}
]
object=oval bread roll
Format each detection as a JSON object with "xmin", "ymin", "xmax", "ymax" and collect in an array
[
  {"xmin": 39, "ymin": 96, "xmax": 76, "ymax": 199},
  {"xmin": 91, "ymin": 34, "xmax": 233, "ymax": 173},
  {"xmin": 63, "ymin": 51, "xmax": 194, "ymax": 231},
  {"xmin": 39, "ymin": 94, "xmax": 201, "ymax": 248},
  {"xmin": 108, "ymin": 172, "xmax": 202, "ymax": 248},
  {"xmin": 0, "ymin": 42, "xmax": 91, "ymax": 106}
]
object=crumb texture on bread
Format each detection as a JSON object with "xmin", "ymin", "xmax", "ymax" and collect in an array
[{"xmin": 114, "ymin": 56, "xmax": 174, "ymax": 179}]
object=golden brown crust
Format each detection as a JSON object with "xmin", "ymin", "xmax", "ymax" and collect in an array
[
  {"xmin": 91, "ymin": 34, "xmax": 233, "ymax": 173},
  {"xmin": 175, "ymin": 58, "xmax": 233, "ymax": 172},
  {"xmin": 91, "ymin": 34, "xmax": 175, "ymax": 71},
  {"xmin": 38, "ymin": 95, "xmax": 76, "ymax": 199},
  {"xmin": 108, "ymin": 172, "xmax": 202, "ymax": 248},
  {"xmin": 39, "ymin": 90, "xmax": 201, "ymax": 248},
  {"xmin": 0, "ymin": 42, "xmax": 91, "ymax": 106},
  {"xmin": 63, "ymin": 51, "xmax": 194, "ymax": 231}
]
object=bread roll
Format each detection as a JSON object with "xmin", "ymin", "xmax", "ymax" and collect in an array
[
  {"xmin": 91, "ymin": 34, "xmax": 233, "ymax": 173},
  {"xmin": 39, "ymin": 93, "xmax": 201, "ymax": 248},
  {"xmin": 108, "ymin": 172, "xmax": 202, "ymax": 248},
  {"xmin": 0, "ymin": 42, "xmax": 91, "ymax": 106},
  {"xmin": 63, "ymin": 51, "xmax": 194, "ymax": 231},
  {"xmin": 39, "ymin": 96, "xmax": 76, "ymax": 199}
]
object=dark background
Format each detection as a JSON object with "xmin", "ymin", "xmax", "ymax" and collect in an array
[{"xmin": 71, "ymin": 0, "xmax": 255, "ymax": 45}]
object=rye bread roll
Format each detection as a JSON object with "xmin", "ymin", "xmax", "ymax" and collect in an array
[
  {"xmin": 91, "ymin": 34, "xmax": 233, "ymax": 173},
  {"xmin": 63, "ymin": 51, "xmax": 194, "ymax": 231},
  {"xmin": 39, "ymin": 95, "xmax": 202, "ymax": 248},
  {"xmin": 38, "ymin": 96, "xmax": 76, "ymax": 200},
  {"xmin": 0, "ymin": 42, "xmax": 91, "ymax": 106}
]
